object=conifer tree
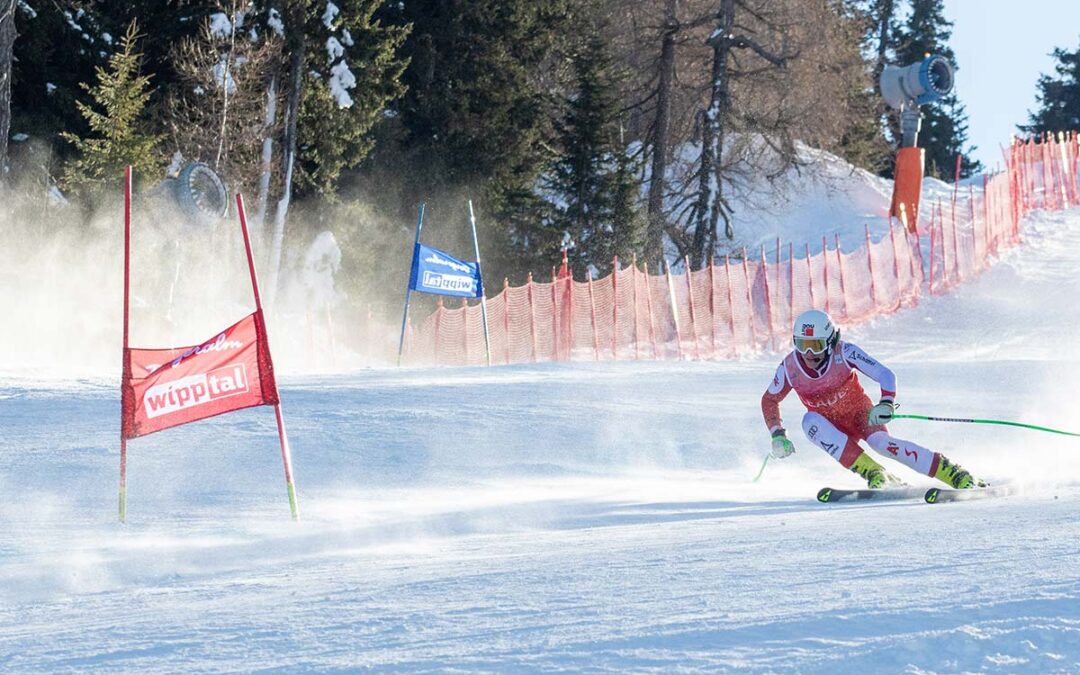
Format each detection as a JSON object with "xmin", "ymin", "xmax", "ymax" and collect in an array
[
  {"xmin": 1020, "ymin": 42, "xmax": 1080, "ymax": 136},
  {"xmin": 61, "ymin": 21, "xmax": 162, "ymax": 194},
  {"xmin": 373, "ymin": 0, "xmax": 570, "ymax": 283},
  {"xmin": 893, "ymin": 0, "xmax": 980, "ymax": 179},
  {"xmin": 546, "ymin": 30, "xmax": 643, "ymax": 277}
]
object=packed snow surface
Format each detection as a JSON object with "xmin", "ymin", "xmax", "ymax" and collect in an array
[{"xmin": 2, "ymin": 206, "xmax": 1080, "ymax": 671}]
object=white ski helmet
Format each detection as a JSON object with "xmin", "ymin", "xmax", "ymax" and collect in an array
[{"xmin": 792, "ymin": 309, "xmax": 839, "ymax": 355}]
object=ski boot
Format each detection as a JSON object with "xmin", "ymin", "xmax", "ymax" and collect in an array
[
  {"xmin": 934, "ymin": 455, "xmax": 987, "ymax": 489},
  {"xmin": 850, "ymin": 452, "xmax": 903, "ymax": 489}
]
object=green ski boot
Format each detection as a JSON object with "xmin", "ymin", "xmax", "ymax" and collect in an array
[
  {"xmin": 934, "ymin": 455, "xmax": 986, "ymax": 489},
  {"xmin": 850, "ymin": 452, "xmax": 902, "ymax": 489}
]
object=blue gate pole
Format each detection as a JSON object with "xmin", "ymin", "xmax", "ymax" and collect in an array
[
  {"xmin": 468, "ymin": 200, "xmax": 493, "ymax": 366},
  {"xmin": 397, "ymin": 203, "xmax": 426, "ymax": 366}
]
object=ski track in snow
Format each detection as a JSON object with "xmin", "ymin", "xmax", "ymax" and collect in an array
[{"xmin": 3, "ymin": 207, "xmax": 1080, "ymax": 671}]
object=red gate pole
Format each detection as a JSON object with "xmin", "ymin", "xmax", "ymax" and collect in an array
[
  {"xmin": 237, "ymin": 193, "xmax": 299, "ymax": 521},
  {"xmin": 119, "ymin": 166, "xmax": 132, "ymax": 523},
  {"xmin": 821, "ymin": 236, "xmax": 831, "ymax": 316},
  {"xmin": 804, "ymin": 243, "xmax": 815, "ymax": 308}
]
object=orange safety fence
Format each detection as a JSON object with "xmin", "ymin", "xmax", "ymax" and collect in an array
[{"xmin": 402, "ymin": 132, "xmax": 1080, "ymax": 367}]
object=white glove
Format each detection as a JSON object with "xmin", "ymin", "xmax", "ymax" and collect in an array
[
  {"xmin": 770, "ymin": 430, "xmax": 795, "ymax": 459},
  {"xmin": 868, "ymin": 400, "xmax": 895, "ymax": 425}
]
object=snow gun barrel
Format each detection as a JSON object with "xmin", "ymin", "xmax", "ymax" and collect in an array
[{"xmin": 893, "ymin": 414, "xmax": 1080, "ymax": 438}]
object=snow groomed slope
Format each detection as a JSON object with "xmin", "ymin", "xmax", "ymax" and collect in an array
[{"xmin": 2, "ymin": 202, "xmax": 1080, "ymax": 671}]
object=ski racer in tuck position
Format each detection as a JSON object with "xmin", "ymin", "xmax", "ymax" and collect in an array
[{"xmin": 761, "ymin": 309, "xmax": 984, "ymax": 489}]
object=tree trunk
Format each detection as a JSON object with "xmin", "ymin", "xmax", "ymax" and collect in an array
[
  {"xmin": 0, "ymin": 0, "xmax": 17, "ymax": 184},
  {"xmin": 644, "ymin": 0, "xmax": 678, "ymax": 268},
  {"xmin": 268, "ymin": 1, "xmax": 306, "ymax": 308},
  {"xmin": 874, "ymin": 0, "xmax": 894, "ymax": 75},
  {"xmin": 690, "ymin": 0, "xmax": 733, "ymax": 269},
  {"xmin": 254, "ymin": 74, "xmax": 278, "ymax": 231}
]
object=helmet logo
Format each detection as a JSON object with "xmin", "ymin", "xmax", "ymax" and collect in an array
[{"xmin": 802, "ymin": 324, "xmax": 815, "ymax": 336}]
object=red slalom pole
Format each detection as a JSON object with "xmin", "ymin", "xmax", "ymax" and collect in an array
[
  {"xmin": 119, "ymin": 166, "xmax": 132, "ymax": 523},
  {"xmin": 236, "ymin": 193, "xmax": 300, "ymax": 521}
]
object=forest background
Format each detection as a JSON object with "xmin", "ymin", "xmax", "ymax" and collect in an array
[{"xmin": 0, "ymin": 0, "xmax": 1077, "ymax": 325}]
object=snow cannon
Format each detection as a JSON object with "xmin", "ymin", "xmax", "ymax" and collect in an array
[
  {"xmin": 879, "ymin": 55, "xmax": 956, "ymax": 233},
  {"xmin": 171, "ymin": 162, "xmax": 229, "ymax": 227},
  {"xmin": 148, "ymin": 162, "xmax": 230, "ymax": 228},
  {"xmin": 880, "ymin": 55, "xmax": 954, "ymax": 112}
]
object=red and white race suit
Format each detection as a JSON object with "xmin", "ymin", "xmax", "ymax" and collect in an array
[{"xmin": 760, "ymin": 341, "xmax": 941, "ymax": 477}]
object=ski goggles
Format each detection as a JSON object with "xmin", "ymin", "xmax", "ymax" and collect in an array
[{"xmin": 793, "ymin": 336, "xmax": 830, "ymax": 354}]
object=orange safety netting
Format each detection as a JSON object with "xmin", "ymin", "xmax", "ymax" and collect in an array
[{"xmin": 403, "ymin": 132, "xmax": 1080, "ymax": 367}]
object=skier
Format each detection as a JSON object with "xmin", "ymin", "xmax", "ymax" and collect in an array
[{"xmin": 761, "ymin": 308, "xmax": 983, "ymax": 489}]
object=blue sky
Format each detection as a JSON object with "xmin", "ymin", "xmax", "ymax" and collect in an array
[{"xmin": 944, "ymin": 1, "xmax": 1080, "ymax": 170}]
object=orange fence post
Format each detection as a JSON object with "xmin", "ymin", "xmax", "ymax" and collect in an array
[
  {"xmin": 761, "ymin": 245, "xmax": 775, "ymax": 349},
  {"xmin": 724, "ymin": 255, "xmax": 737, "ymax": 357},
  {"xmin": 741, "ymin": 249, "xmax": 757, "ymax": 349},
  {"xmin": 665, "ymin": 261, "xmax": 684, "ymax": 360},
  {"xmin": 462, "ymin": 298, "xmax": 470, "ymax": 366},
  {"xmin": 587, "ymin": 270, "xmax": 599, "ymax": 361},
  {"xmin": 835, "ymin": 234, "xmax": 848, "ymax": 320},
  {"xmin": 527, "ymin": 272, "xmax": 538, "ymax": 363},
  {"xmin": 644, "ymin": 262, "xmax": 660, "ymax": 360},
  {"xmin": 684, "ymin": 256, "xmax": 701, "ymax": 360},
  {"xmin": 788, "ymin": 242, "xmax": 795, "ymax": 326},
  {"xmin": 551, "ymin": 268, "xmax": 560, "ymax": 361},
  {"xmin": 865, "ymin": 224, "xmax": 878, "ymax": 310},
  {"xmin": 631, "ymin": 256, "xmax": 641, "ymax": 360},
  {"xmin": 612, "ymin": 256, "xmax": 619, "ymax": 360},
  {"xmin": 434, "ymin": 297, "xmax": 443, "ymax": 366},
  {"xmin": 708, "ymin": 257, "xmax": 718, "ymax": 358},
  {"xmin": 502, "ymin": 279, "xmax": 511, "ymax": 364}
]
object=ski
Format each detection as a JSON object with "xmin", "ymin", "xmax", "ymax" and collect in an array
[
  {"xmin": 924, "ymin": 484, "xmax": 1016, "ymax": 504},
  {"xmin": 816, "ymin": 486, "xmax": 925, "ymax": 503}
]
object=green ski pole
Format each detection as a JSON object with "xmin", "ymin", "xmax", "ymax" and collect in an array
[
  {"xmin": 752, "ymin": 453, "xmax": 770, "ymax": 482},
  {"xmin": 893, "ymin": 413, "xmax": 1080, "ymax": 438}
]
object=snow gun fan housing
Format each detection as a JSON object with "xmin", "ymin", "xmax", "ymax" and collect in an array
[{"xmin": 879, "ymin": 55, "xmax": 954, "ymax": 111}]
